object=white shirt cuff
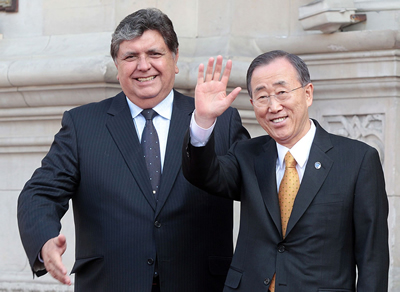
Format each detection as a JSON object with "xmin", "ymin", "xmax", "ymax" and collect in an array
[
  {"xmin": 189, "ymin": 110, "xmax": 216, "ymax": 146},
  {"xmin": 38, "ymin": 251, "xmax": 44, "ymax": 263}
]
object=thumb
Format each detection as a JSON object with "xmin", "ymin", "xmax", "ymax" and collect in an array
[
  {"xmin": 55, "ymin": 234, "xmax": 67, "ymax": 251},
  {"xmin": 226, "ymin": 87, "xmax": 242, "ymax": 104}
]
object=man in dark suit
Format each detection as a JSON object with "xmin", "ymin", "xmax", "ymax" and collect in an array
[
  {"xmin": 17, "ymin": 8, "xmax": 249, "ymax": 292},
  {"xmin": 182, "ymin": 50, "xmax": 389, "ymax": 291}
]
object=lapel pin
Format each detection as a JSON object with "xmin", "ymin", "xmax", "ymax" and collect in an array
[{"xmin": 315, "ymin": 162, "xmax": 321, "ymax": 169}]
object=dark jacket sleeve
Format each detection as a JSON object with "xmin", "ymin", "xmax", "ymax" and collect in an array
[
  {"xmin": 353, "ymin": 146, "xmax": 389, "ymax": 291},
  {"xmin": 17, "ymin": 111, "xmax": 79, "ymax": 276},
  {"xmin": 182, "ymin": 107, "xmax": 248, "ymax": 200}
]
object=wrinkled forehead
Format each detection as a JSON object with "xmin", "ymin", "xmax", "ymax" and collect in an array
[
  {"xmin": 117, "ymin": 30, "xmax": 170, "ymax": 53},
  {"xmin": 251, "ymin": 61, "xmax": 299, "ymax": 91}
]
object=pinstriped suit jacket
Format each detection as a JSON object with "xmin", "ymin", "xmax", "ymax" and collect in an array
[{"xmin": 18, "ymin": 90, "xmax": 250, "ymax": 292}]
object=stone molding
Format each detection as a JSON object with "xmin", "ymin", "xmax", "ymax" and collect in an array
[
  {"xmin": 0, "ymin": 30, "xmax": 400, "ymax": 92},
  {"xmin": 1, "ymin": 48, "xmax": 398, "ymax": 107},
  {"xmin": 0, "ymin": 45, "xmax": 399, "ymax": 154},
  {"xmin": 354, "ymin": 0, "xmax": 400, "ymax": 11}
]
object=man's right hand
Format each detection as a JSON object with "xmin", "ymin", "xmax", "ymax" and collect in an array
[
  {"xmin": 194, "ymin": 55, "xmax": 242, "ymax": 129},
  {"xmin": 41, "ymin": 234, "xmax": 71, "ymax": 285}
]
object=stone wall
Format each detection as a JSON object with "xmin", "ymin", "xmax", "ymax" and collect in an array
[{"xmin": 0, "ymin": 0, "xmax": 399, "ymax": 290}]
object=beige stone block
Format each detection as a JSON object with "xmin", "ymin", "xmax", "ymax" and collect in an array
[
  {"xmin": 0, "ymin": 89, "xmax": 27, "ymax": 108},
  {"xmin": 114, "ymin": 0, "xmax": 199, "ymax": 38},
  {"xmin": 0, "ymin": 190, "xmax": 27, "ymax": 272},
  {"xmin": 0, "ymin": 153, "xmax": 46, "ymax": 189},
  {"xmin": 0, "ymin": 36, "xmax": 50, "ymax": 58},
  {"xmin": 231, "ymin": 0, "xmax": 293, "ymax": 37},
  {"xmin": 113, "ymin": 0, "xmax": 158, "ymax": 26},
  {"xmin": 0, "ymin": 0, "xmax": 43, "ymax": 38},
  {"xmin": 196, "ymin": 0, "xmax": 231, "ymax": 37},
  {"xmin": 158, "ymin": 1, "xmax": 199, "ymax": 38},
  {"xmin": 15, "ymin": 85, "xmax": 120, "ymax": 107},
  {"xmin": 43, "ymin": 0, "xmax": 115, "ymax": 35}
]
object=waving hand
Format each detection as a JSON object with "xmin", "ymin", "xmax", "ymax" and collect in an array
[{"xmin": 194, "ymin": 55, "xmax": 242, "ymax": 128}]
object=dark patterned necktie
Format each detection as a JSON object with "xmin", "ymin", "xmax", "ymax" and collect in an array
[{"xmin": 141, "ymin": 109, "xmax": 161, "ymax": 198}]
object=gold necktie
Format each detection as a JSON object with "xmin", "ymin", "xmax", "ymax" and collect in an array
[
  {"xmin": 270, "ymin": 151, "xmax": 300, "ymax": 292},
  {"xmin": 279, "ymin": 151, "xmax": 299, "ymax": 238}
]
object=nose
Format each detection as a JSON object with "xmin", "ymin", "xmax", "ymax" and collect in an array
[
  {"xmin": 268, "ymin": 96, "xmax": 283, "ymax": 113},
  {"xmin": 137, "ymin": 56, "xmax": 151, "ymax": 71}
]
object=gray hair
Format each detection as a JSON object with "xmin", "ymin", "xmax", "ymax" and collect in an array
[
  {"xmin": 110, "ymin": 8, "xmax": 179, "ymax": 61},
  {"xmin": 246, "ymin": 50, "xmax": 311, "ymax": 98}
]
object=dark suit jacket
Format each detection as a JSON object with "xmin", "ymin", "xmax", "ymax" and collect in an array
[
  {"xmin": 183, "ymin": 120, "xmax": 389, "ymax": 292},
  {"xmin": 17, "ymin": 90, "xmax": 249, "ymax": 292}
]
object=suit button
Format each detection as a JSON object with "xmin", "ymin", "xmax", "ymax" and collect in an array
[
  {"xmin": 147, "ymin": 258, "xmax": 154, "ymax": 265},
  {"xmin": 154, "ymin": 221, "xmax": 161, "ymax": 228},
  {"xmin": 185, "ymin": 147, "xmax": 190, "ymax": 158},
  {"xmin": 278, "ymin": 244, "xmax": 285, "ymax": 253},
  {"xmin": 263, "ymin": 278, "xmax": 271, "ymax": 285}
]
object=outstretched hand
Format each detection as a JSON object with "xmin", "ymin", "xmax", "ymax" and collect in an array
[
  {"xmin": 194, "ymin": 55, "xmax": 242, "ymax": 128},
  {"xmin": 41, "ymin": 234, "xmax": 71, "ymax": 285}
]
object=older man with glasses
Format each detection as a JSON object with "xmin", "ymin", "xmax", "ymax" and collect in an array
[{"xmin": 183, "ymin": 50, "xmax": 389, "ymax": 292}]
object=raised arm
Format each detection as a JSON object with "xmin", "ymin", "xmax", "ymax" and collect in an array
[
  {"xmin": 183, "ymin": 56, "xmax": 247, "ymax": 200},
  {"xmin": 194, "ymin": 55, "xmax": 242, "ymax": 128}
]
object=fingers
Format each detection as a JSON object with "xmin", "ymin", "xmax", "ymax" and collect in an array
[
  {"xmin": 205, "ymin": 57, "xmax": 215, "ymax": 82},
  {"xmin": 197, "ymin": 63, "xmax": 205, "ymax": 85},
  {"xmin": 42, "ymin": 234, "xmax": 71, "ymax": 285},
  {"xmin": 211, "ymin": 56, "xmax": 223, "ymax": 82},
  {"xmin": 199, "ymin": 56, "xmax": 231, "ymax": 83},
  {"xmin": 220, "ymin": 59, "xmax": 233, "ymax": 86}
]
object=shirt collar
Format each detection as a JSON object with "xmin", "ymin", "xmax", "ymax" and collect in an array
[
  {"xmin": 126, "ymin": 90, "xmax": 174, "ymax": 120},
  {"xmin": 276, "ymin": 119, "xmax": 316, "ymax": 169}
]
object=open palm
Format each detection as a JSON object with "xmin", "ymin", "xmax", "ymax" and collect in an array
[{"xmin": 194, "ymin": 55, "xmax": 242, "ymax": 128}]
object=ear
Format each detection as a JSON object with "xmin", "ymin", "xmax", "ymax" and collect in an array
[
  {"xmin": 305, "ymin": 82, "xmax": 314, "ymax": 107},
  {"xmin": 174, "ymin": 48, "xmax": 180, "ymax": 74},
  {"xmin": 113, "ymin": 59, "xmax": 121, "ymax": 80}
]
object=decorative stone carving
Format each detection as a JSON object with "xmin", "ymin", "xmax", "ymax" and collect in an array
[{"xmin": 322, "ymin": 114, "xmax": 385, "ymax": 163}]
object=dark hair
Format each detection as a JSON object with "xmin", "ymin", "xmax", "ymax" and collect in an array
[
  {"xmin": 246, "ymin": 50, "xmax": 311, "ymax": 97},
  {"xmin": 110, "ymin": 8, "xmax": 179, "ymax": 61}
]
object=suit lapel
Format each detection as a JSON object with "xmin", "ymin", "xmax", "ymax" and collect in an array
[
  {"xmin": 105, "ymin": 92, "xmax": 157, "ymax": 210},
  {"xmin": 255, "ymin": 138, "xmax": 282, "ymax": 237},
  {"xmin": 155, "ymin": 91, "xmax": 193, "ymax": 215},
  {"xmin": 285, "ymin": 121, "xmax": 333, "ymax": 237}
]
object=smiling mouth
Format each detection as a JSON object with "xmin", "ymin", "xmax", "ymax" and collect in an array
[
  {"xmin": 136, "ymin": 76, "xmax": 156, "ymax": 82},
  {"xmin": 272, "ymin": 117, "xmax": 287, "ymax": 123}
]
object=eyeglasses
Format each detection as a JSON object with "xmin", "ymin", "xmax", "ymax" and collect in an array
[{"xmin": 252, "ymin": 84, "xmax": 306, "ymax": 108}]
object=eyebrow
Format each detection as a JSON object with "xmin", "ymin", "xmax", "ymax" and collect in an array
[
  {"xmin": 254, "ymin": 85, "xmax": 266, "ymax": 94},
  {"xmin": 254, "ymin": 80, "xmax": 289, "ymax": 94},
  {"xmin": 120, "ymin": 48, "xmax": 165, "ymax": 59},
  {"xmin": 120, "ymin": 51, "xmax": 138, "ymax": 58}
]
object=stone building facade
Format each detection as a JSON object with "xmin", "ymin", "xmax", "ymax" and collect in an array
[{"xmin": 0, "ymin": 0, "xmax": 399, "ymax": 290}]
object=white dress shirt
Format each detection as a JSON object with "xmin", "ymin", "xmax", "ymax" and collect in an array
[
  {"xmin": 275, "ymin": 121, "xmax": 316, "ymax": 192},
  {"xmin": 126, "ymin": 90, "xmax": 174, "ymax": 172},
  {"xmin": 189, "ymin": 113, "xmax": 316, "ymax": 191}
]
